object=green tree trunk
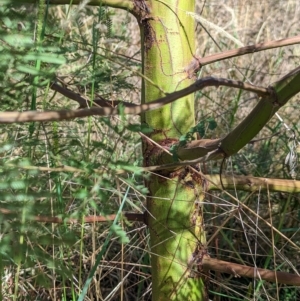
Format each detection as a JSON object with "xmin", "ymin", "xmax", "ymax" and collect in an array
[{"xmin": 140, "ymin": 1, "xmax": 207, "ymax": 300}]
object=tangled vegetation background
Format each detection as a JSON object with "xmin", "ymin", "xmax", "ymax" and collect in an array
[{"xmin": 0, "ymin": 1, "xmax": 300, "ymax": 300}]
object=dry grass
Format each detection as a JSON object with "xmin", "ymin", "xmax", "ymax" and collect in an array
[
  {"xmin": 1, "ymin": 1, "xmax": 300, "ymax": 300},
  {"xmin": 194, "ymin": 1, "xmax": 300, "ymax": 300}
]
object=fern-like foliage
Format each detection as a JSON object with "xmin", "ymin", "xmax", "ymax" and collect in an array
[{"xmin": 0, "ymin": 3, "xmax": 144, "ymax": 300}]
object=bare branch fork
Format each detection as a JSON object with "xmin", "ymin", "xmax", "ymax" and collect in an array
[
  {"xmin": 0, "ymin": 36, "xmax": 299, "ymax": 167},
  {"xmin": 1, "ymin": 65, "xmax": 297, "ymax": 171}
]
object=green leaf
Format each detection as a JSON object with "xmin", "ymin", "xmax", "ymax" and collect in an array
[
  {"xmin": 112, "ymin": 161, "xmax": 144, "ymax": 174},
  {"xmin": 2, "ymin": 33, "xmax": 32, "ymax": 48},
  {"xmin": 21, "ymin": 52, "xmax": 66, "ymax": 64},
  {"xmin": 15, "ymin": 64, "xmax": 43, "ymax": 75},
  {"xmin": 75, "ymin": 189, "xmax": 88, "ymax": 199},
  {"xmin": 170, "ymin": 144, "xmax": 179, "ymax": 162},
  {"xmin": 195, "ymin": 120, "xmax": 205, "ymax": 137},
  {"xmin": 208, "ymin": 117, "xmax": 217, "ymax": 130},
  {"xmin": 10, "ymin": 180, "xmax": 26, "ymax": 189},
  {"xmin": 127, "ymin": 123, "xmax": 153, "ymax": 133},
  {"xmin": 110, "ymin": 224, "xmax": 129, "ymax": 244},
  {"xmin": 69, "ymin": 139, "xmax": 82, "ymax": 147}
]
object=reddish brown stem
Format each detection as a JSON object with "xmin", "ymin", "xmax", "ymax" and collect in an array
[
  {"xmin": 198, "ymin": 34, "xmax": 300, "ymax": 67},
  {"xmin": 0, "ymin": 208, "xmax": 144, "ymax": 224},
  {"xmin": 203, "ymin": 257, "xmax": 300, "ymax": 286}
]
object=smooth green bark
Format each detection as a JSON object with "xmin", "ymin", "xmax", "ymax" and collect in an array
[
  {"xmin": 141, "ymin": 1, "xmax": 207, "ymax": 300},
  {"xmin": 142, "ymin": 1, "xmax": 196, "ymax": 140},
  {"xmin": 146, "ymin": 178, "xmax": 206, "ymax": 300}
]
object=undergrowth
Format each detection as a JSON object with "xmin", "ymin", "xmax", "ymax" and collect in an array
[{"xmin": 0, "ymin": 0, "xmax": 299, "ymax": 300}]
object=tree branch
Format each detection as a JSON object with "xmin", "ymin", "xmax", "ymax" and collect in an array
[
  {"xmin": 193, "ymin": 34, "xmax": 300, "ymax": 70},
  {"xmin": 7, "ymin": 0, "xmax": 135, "ymax": 12},
  {"xmin": 220, "ymin": 66, "xmax": 300, "ymax": 157},
  {"xmin": 1, "ymin": 67, "xmax": 300, "ymax": 167},
  {"xmin": 0, "ymin": 207, "xmax": 145, "ymax": 223},
  {"xmin": 203, "ymin": 257, "xmax": 300, "ymax": 286},
  {"xmin": 166, "ymin": 67, "xmax": 300, "ymax": 163},
  {"xmin": 0, "ymin": 77, "xmax": 270, "ymax": 123},
  {"xmin": 206, "ymin": 175, "xmax": 300, "ymax": 193},
  {"xmin": 50, "ymin": 82, "xmax": 137, "ymax": 109}
]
